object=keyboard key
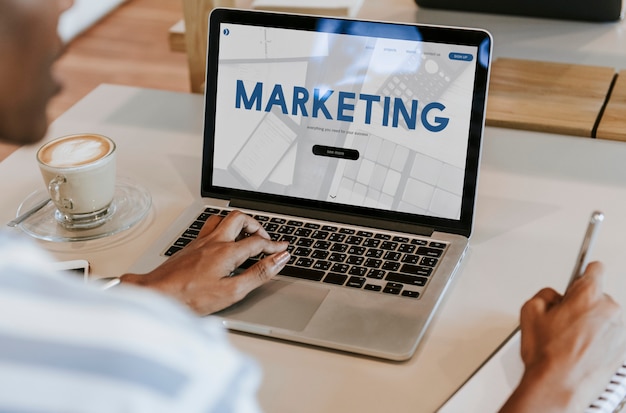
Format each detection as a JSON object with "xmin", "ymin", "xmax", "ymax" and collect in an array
[
  {"xmin": 367, "ymin": 269, "xmax": 386, "ymax": 279},
  {"xmin": 277, "ymin": 225, "xmax": 295, "ymax": 234},
  {"xmin": 182, "ymin": 229, "xmax": 200, "ymax": 239},
  {"xmin": 280, "ymin": 235, "xmax": 297, "ymax": 244},
  {"xmin": 365, "ymin": 249, "xmax": 383, "ymax": 258},
  {"xmin": 339, "ymin": 228, "xmax": 355, "ymax": 234},
  {"xmin": 399, "ymin": 264, "xmax": 433, "ymax": 277},
  {"xmin": 270, "ymin": 217, "xmax": 286, "ymax": 224},
  {"xmin": 380, "ymin": 241, "xmax": 398, "ymax": 250},
  {"xmin": 264, "ymin": 223, "xmax": 279, "ymax": 232},
  {"xmin": 357, "ymin": 230, "xmax": 373, "ymax": 237},
  {"xmin": 304, "ymin": 222, "xmax": 320, "ymax": 229},
  {"xmin": 363, "ymin": 238, "xmax": 381, "ymax": 248},
  {"xmin": 348, "ymin": 266, "xmax": 368, "ymax": 276},
  {"xmin": 374, "ymin": 233, "xmax": 391, "ymax": 240},
  {"xmin": 311, "ymin": 250, "xmax": 329, "ymax": 259},
  {"xmin": 313, "ymin": 260, "xmax": 332, "ymax": 271},
  {"xmin": 401, "ymin": 290, "xmax": 420, "ymax": 298},
  {"xmin": 401, "ymin": 254, "xmax": 420, "ymax": 264},
  {"xmin": 322, "ymin": 225, "xmax": 338, "ymax": 232},
  {"xmin": 328, "ymin": 253, "xmax": 347, "ymax": 262},
  {"xmin": 364, "ymin": 284, "xmax": 382, "ymax": 292},
  {"xmin": 348, "ymin": 246, "xmax": 366, "ymax": 256},
  {"xmin": 287, "ymin": 220, "xmax": 303, "ymax": 226},
  {"xmin": 174, "ymin": 237, "xmax": 193, "ymax": 247},
  {"xmin": 330, "ymin": 243, "xmax": 349, "ymax": 252},
  {"xmin": 383, "ymin": 283, "xmax": 403, "ymax": 295},
  {"xmin": 311, "ymin": 230, "xmax": 330, "ymax": 239},
  {"xmin": 280, "ymin": 265, "xmax": 324, "ymax": 281},
  {"xmin": 197, "ymin": 212, "xmax": 211, "ymax": 221},
  {"xmin": 294, "ymin": 228, "xmax": 312, "ymax": 237},
  {"xmin": 383, "ymin": 251, "xmax": 401, "ymax": 261},
  {"xmin": 346, "ymin": 276, "xmax": 366, "ymax": 288},
  {"xmin": 393, "ymin": 236, "xmax": 409, "ymax": 243},
  {"xmin": 346, "ymin": 236, "xmax": 363, "ymax": 245},
  {"xmin": 313, "ymin": 241, "xmax": 331, "ymax": 250},
  {"xmin": 420, "ymin": 257, "xmax": 438, "ymax": 267},
  {"xmin": 417, "ymin": 246, "xmax": 443, "ymax": 258},
  {"xmin": 364, "ymin": 258, "xmax": 382, "ymax": 268},
  {"xmin": 429, "ymin": 242, "xmax": 447, "ymax": 249},
  {"xmin": 346, "ymin": 256, "xmax": 364, "ymax": 265},
  {"xmin": 324, "ymin": 273, "xmax": 348, "ymax": 285},
  {"xmin": 294, "ymin": 258, "xmax": 314, "ymax": 267},
  {"xmin": 297, "ymin": 238, "xmax": 314, "ymax": 247},
  {"xmin": 398, "ymin": 244, "xmax": 416, "ymax": 254},
  {"xmin": 382, "ymin": 262, "xmax": 401, "ymax": 271},
  {"xmin": 411, "ymin": 239, "xmax": 428, "ymax": 246},
  {"xmin": 328, "ymin": 233, "xmax": 346, "ymax": 242},
  {"xmin": 189, "ymin": 220, "xmax": 206, "ymax": 231},
  {"xmin": 164, "ymin": 246, "xmax": 183, "ymax": 256},
  {"xmin": 293, "ymin": 247, "xmax": 312, "ymax": 257},
  {"xmin": 386, "ymin": 272, "xmax": 428, "ymax": 287},
  {"xmin": 330, "ymin": 263, "xmax": 350, "ymax": 273}
]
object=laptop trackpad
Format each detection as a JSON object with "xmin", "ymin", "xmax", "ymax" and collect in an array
[{"xmin": 217, "ymin": 280, "xmax": 329, "ymax": 332}]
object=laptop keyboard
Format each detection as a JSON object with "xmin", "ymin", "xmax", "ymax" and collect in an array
[{"xmin": 163, "ymin": 208, "xmax": 449, "ymax": 300}]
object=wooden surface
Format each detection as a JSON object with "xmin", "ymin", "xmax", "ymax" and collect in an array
[
  {"xmin": 596, "ymin": 70, "xmax": 626, "ymax": 141},
  {"xmin": 486, "ymin": 58, "xmax": 616, "ymax": 137},
  {"xmin": 181, "ymin": 0, "xmax": 247, "ymax": 93},
  {"xmin": 0, "ymin": 0, "xmax": 189, "ymax": 162}
]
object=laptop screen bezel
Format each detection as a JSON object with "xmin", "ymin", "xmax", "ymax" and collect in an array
[{"xmin": 201, "ymin": 8, "xmax": 492, "ymax": 238}]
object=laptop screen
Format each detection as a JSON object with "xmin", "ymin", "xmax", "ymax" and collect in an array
[{"xmin": 203, "ymin": 10, "xmax": 491, "ymax": 237}]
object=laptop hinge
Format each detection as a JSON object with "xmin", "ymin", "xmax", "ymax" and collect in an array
[{"xmin": 230, "ymin": 198, "xmax": 435, "ymax": 237}]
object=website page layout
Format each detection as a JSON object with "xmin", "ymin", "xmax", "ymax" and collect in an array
[{"xmin": 213, "ymin": 23, "xmax": 478, "ymax": 220}]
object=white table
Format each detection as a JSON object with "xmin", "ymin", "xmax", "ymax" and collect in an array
[
  {"xmin": 6, "ymin": 5, "xmax": 626, "ymax": 413},
  {"xmin": 3, "ymin": 83, "xmax": 626, "ymax": 412}
]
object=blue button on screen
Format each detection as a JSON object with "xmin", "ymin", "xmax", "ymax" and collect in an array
[{"xmin": 449, "ymin": 52, "xmax": 474, "ymax": 61}]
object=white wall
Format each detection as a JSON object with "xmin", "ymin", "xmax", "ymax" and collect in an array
[{"xmin": 58, "ymin": 0, "xmax": 127, "ymax": 43}]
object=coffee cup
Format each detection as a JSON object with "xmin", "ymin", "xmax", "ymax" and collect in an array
[{"xmin": 36, "ymin": 133, "xmax": 117, "ymax": 230}]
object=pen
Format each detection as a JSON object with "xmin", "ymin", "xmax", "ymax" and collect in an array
[{"xmin": 567, "ymin": 210, "xmax": 604, "ymax": 291}]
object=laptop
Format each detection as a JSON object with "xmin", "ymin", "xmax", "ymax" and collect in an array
[
  {"xmin": 130, "ymin": 8, "xmax": 492, "ymax": 361},
  {"xmin": 414, "ymin": 0, "xmax": 624, "ymax": 22}
]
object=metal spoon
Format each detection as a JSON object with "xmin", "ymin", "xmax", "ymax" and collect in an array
[{"xmin": 7, "ymin": 198, "xmax": 51, "ymax": 227}]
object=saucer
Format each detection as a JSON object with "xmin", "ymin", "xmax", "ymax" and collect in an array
[{"xmin": 16, "ymin": 177, "xmax": 152, "ymax": 242}]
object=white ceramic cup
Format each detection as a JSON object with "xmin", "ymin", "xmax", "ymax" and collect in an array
[{"xmin": 36, "ymin": 133, "xmax": 117, "ymax": 230}]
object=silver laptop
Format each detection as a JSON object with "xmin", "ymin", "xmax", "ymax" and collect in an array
[{"xmin": 130, "ymin": 9, "xmax": 492, "ymax": 361}]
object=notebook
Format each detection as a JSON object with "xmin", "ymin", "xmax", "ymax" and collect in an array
[
  {"xmin": 437, "ymin": 328, "xmax": 626, "ymax": 412},
  {"xmin": 130, "ymin": 9, "xmax": 492, "ymax": 361},
  {"xmin": 414, "ymin": 0, "xmax": 624, "ymax": 22}
]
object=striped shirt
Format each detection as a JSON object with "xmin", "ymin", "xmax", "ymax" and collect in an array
[{"xmin": 0, "ymin": 232, "xmax": 261, "ymax": 413}]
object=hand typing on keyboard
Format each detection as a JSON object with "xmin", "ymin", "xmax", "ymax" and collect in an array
[
  {"xmin": 121, "ymin": 210, "xmax": 290, "ymax": 315},
  {"xmin": 500, "ymin": 262, "xmax": 626, "ymax": 413}
]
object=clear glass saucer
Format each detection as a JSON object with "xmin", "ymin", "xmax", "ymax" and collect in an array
[{"xmin": 16, "ymin": 177, "xmax": 152, "ymax": 242}]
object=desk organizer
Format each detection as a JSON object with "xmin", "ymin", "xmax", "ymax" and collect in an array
[{"xmin": 486, "ymin": 58, "xmax": 616, "ymax": 138}]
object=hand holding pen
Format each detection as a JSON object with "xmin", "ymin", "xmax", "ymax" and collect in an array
[{"xmin": 501, "ymin": 211, "xmax": 626, "ymax": 413}]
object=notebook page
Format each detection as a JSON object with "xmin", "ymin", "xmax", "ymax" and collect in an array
[{"xmin": 437, "ymin": 328, "xmax": 626, "ymax": 413}]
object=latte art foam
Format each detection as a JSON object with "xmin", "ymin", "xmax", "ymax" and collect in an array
[{"xmin": 38, "ymin": 135, "xmax": 113, "ymax": 167}]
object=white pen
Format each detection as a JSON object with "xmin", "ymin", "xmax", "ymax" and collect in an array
[{"xmin": 567, "ymin": 210, "xmax": 604, "ymax": 290}]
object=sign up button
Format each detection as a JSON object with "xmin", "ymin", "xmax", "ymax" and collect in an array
[{"xmin": 449, "ymin": 52, "xmax": 474, "ymax": 61}]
